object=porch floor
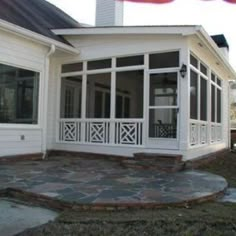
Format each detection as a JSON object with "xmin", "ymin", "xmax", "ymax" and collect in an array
[{"xmin": 0, "ymin": 156, "xmax": 227, "ymax": 206}]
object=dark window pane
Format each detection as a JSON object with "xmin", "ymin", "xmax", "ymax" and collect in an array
[
  {"xmin": 211, "ymin": 73, "xmax": 216, "ymax": 82},
  {"xmin": 190, "ymin": 70, "xmax": 198, "ymax": 119},
  {"xmin": 149, "ymin": 51, "xmax": 179, "ymax": 69},
  {"xmin": 104, "ymin": 93, "xmax": 110, "ymax": 118},
  {"xmin": 124, "ymin": 97, "xmax": 130, "ymax": 118},
  {"xmin": 0, "ymin": 63, "xmax": 39, "ymax": 124},
  {"xmin": 116, "ymin": 70, "xmax": 143, "ymax": 118},
  {"xmin": 60, "ymin": 76, "xmax": 82, "ymax": 118},
  {"xmin": 200, "ymin": 77, "xmax": 207, "ymax": 121},
  {"xmin": 217, "ymin": 78, "xmax": 222, "ymax": 87},
  {"xmin": 149, "ymin": 73, "xmax": 178, "ymax": 106},
  {"xmin": 86, "ymin": 73, "xmax": 111, "ymax": 118},
  {"xmin": 200, "ymin": 63, "xmax": 207, "ymax": 76},
  {"xmin": 149, "ymin": 109, "xmax": 177, "ymax": 138},
  {"xmin": 116, "ymin": 95, "xmax": 123, "ymax": 118},
  {"xmin": 62, "ymin": 63, "xmax": 83, "ymax": 73},
  {"xmin": 217, "ymin": 88, "xmax": 221, "ymax": 123},
  {"xmin": 211, "ymin": 84, "xmax": 215, "ymax": 122},
  {"xmin": 190, "ymin": 54, "xmax": 198, "ymax": 68},
  {"xmin": 87, "ymin": 59, "xmax": 111, "ymax": 70},
  {"xmin": 116, "ymin": 55, "xmax": 144, "ymax": 67},
  {"xmin": 95, "ymin": 91, "xmax": 103, "ymax": 118}
]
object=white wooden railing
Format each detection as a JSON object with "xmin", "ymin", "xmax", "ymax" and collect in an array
[
  {"xmin": 58, "ymin": 118, "xmax": 144, "ymax": 146},
  {"xmin": 190, "ymin": 120, "xmax": 222, "ymax": 147}
]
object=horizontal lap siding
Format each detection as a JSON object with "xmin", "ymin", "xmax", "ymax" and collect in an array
[{"xmin": 0, "ymin": 29, "xmax": 47, "ymax": 157}]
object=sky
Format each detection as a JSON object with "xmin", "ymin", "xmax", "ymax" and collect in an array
[{"xmin": 47, "ymin": 0, "xmax": 236, "ymax": 69}]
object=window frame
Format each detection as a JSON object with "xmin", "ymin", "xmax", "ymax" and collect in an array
[
  {"xmin": 189, "ymin": 54, "xmax": 209, "ymax": 122},
  {"xmin": 0, "ymin": 62, "xmax": 41, "ymax": 129}
]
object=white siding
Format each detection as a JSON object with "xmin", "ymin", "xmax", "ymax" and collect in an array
[{"xmin": 0, "ymin": 29, "xmax": 48, "ymax": 157}]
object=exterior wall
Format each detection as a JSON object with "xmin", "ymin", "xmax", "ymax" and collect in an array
[{"xmin": 0, "ymin": 29, "xmax": 48, "ymax": 157}]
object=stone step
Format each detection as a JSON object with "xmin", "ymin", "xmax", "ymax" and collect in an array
[{"xmin": 121, "ymin": 153, "xmax": 184, "ymax": 172}]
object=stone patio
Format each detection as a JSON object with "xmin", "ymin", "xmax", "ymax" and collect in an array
[{"xmin": 0, "ymin": 156, "xmax": 228, "ymax": 206}]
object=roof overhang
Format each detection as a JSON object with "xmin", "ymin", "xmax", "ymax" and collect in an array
[
  {"xmin": 52, "ymin": 25, "xmax": 198, "ymax": 36},
  {"xmin": 0, "ymin": 19, "xmax": 79, "ymax": 55},
  {"xmin": 196, "ymin": 26, "xmax": 236, "ymax": 80},
  {"xmin": 52, "ymin": 25, "xmax": 236, "ymax": 79}
]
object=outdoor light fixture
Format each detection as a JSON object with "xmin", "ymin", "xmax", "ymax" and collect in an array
[{"xmin": 180, "ymin": 64, "xmax": 187, "ymax": 78}]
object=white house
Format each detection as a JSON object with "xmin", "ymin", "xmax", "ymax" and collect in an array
[{"xmin": 0, "ymin": 0, "xmax": 235, "ymax": 161}]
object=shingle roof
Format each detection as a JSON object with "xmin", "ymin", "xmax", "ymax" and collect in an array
[{"xmin": 0, "ymin": 0, "xmax": 82, "ymax": 44}]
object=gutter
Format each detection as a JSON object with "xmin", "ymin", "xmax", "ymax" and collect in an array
[
  {"xmin": 0, "ymin": 19, "xmax": 79, "ymax": 55},
  {"xmin": 42, "ymin": 45, "xmax": 56, "ymax": 160}
]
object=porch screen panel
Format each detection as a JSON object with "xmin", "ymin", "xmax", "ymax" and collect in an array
[
  {"xmin": 86, "ymin": 73, "xmax": 111, "ymax": 118},
  {"xmin": 116, "ymin": 70, "xmax": 143, "ymax": 118},
  {"xmin": 200, "ymin": 77, "xmax": 207, "ymax": 121},
  {"xmin": 190, "ymin": 70, "xmax": 198, "ymax": 120},
  {"xmin": 149, "ymin": 51, "xmax": 179, "ymax": 69},
  {"xmin": 211, "ymin": 84, "xmax": 216, "ymax": 122},
  {"xmin": 60, "ymin": 76, "xmax": 82, "ymax": 118},
  {"xmin": 0, "ymin": 63, "xmax": 39, "ymax": 124}
]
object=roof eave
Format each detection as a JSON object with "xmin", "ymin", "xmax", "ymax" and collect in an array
[
  {"xmin": 52, "ymin": 25, "xmax": 199, "ymax": 36},
  {"xmin": 0, "ymin": 19, "xmax": 79, "ymax": 55},
  {"xmin": 196, "ymin": 26, "xmax": 236, "ymax": 80}
]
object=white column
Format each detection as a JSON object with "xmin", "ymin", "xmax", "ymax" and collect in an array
[
  {"xmin": 143, "ymin": 54, "xmax": 149, "ymax": 146},
  {"xmin": 207, "ymin": 69, "xmax": 212, "ymax": 144},
  {"xmin": 81, "ymin": 62, "xmax": 87, "ymax": 143},
  {"xmin": 110, "ymin": 57, "xmax": 116, "ymax": 144},
  {"xmin": 179, "ymin": 43, "xmax": 190, "ymax": 151}
]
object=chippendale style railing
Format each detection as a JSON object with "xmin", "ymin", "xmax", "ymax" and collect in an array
[
  {"xmin": 190, "ymin": 120, "xmax": 222, "ymax": 147},
  {"xmin": 58, "ymin": 118, "xmax": 144, "ymax": 146}
]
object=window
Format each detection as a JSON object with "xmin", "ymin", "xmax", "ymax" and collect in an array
[
  {"xmin": 149, "ymin": 51, "xmax": 179, "ymax": 69},
  {"xmin": 62, "ymin": 62, "xmax": 83, "ymax": 73},
  {"xmin": 60, "ymin": 76, "xmax": 82, "ymax": 118},
  {"xmin": 189, "ymin": 54, "xmax": 208, "ymax": 121},
  {"xmin": 116, "ymin": 55, "xmax": 144, "ymax": 67},
  {"xmin": 116, "ymin": 70, "xmax": 143, "ymax": 119},
  {"xmin": 0, "ymin": 63, "xmax": 39, "ymax": 124},
  {"xmin": 86, "ymin": 73, "xmax": 111, "ymax": 118},
  {"xmin": 211, "ymin": 72, "xmax": 222, "ymax": 124},
  {"xmin": 190, "ymin": 70, "xmax": 198, "ymax": 120},
  {"xmin": 87, "ymin": 59, "xmax": 111, "ymax": 70}
]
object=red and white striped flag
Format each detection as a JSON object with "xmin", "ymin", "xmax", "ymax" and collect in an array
[
  {"xmin": 118, "ymin": 0, "xmax": 236, "ymax": 3},
  {"xmin": 118, "ymin": 0, "xmax": 174, "ymax": 3}
]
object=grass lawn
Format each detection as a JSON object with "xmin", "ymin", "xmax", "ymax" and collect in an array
[{"xmin": 18, "ymin": 152, "xmax": 236, "ymax": 236}]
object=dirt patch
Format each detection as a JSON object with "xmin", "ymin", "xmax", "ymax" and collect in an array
[{"xmin": 199, "ymin": 152, "xmax": 236, "ymax": 187}]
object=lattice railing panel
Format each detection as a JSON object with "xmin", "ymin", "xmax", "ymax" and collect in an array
[{"xmin": 115, "ymin": 121, "xmax": 143, "ymax": 146}]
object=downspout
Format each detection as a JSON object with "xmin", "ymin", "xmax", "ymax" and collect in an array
[{"xmin": 42, "ymin": 44, "xmax": 56, "ymax": 159}]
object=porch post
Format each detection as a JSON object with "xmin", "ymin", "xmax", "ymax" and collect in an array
[
  {"xmin": 207, "ymin": 69, "xmax": 212, "ymax": 144},
  {"xmin": 143, "ymin": 54, "xmax": 149, "ymax": 146},
  {"xmin": 179, "ymin": 44, "xmax": 190, "ymax": 151},
  {"xmin": 81, "ymin": 62, "xmax": 87, "ymax": 143},
  {"xmin": 110, "ymin": 57, "xmax": 116, "ymax": 144}
]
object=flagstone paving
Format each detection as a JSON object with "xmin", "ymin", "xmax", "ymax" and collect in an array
[{"xmin": 0, "ymin": 156, "xmax": 228, "ymax": 205}]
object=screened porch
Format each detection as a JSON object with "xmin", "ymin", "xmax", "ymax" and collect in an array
[{"xmin": 58, "ymin": 51, "xmax": 180, "ymax": 147}]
